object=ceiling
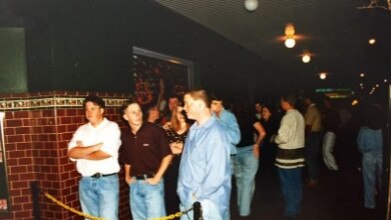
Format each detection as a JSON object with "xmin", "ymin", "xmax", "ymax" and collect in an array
[{"xmin": 156, "ymin": 0, "xmax": 391, "ymax": 89}]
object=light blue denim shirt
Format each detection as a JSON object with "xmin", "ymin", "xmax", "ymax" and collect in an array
[
  {"xmin": 213, "ymin": 108, "xmax": 241, "ymax": 155},
  {"xmin": 357, "ymin": 127, "xmax": 383, "ymax": 157},
  {"xmin": 177, "ymin": 116, "xmax": 231, "ymax": 218}
]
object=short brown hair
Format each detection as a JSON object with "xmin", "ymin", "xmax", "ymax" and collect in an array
[{"xmin": 185, "ymin": 89, "xmax": 211, "ymax": 107}]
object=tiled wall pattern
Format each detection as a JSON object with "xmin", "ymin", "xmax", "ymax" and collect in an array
[{"xmin": 0, "ymin": 91, "xmax": 131, "ymax": 220}]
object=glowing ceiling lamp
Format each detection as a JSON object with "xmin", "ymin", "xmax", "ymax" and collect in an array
[
  {"xmin": 319, "ymin": 72, "xmax": 327, "ymax": 80},
  {"xmin": 244, "ymin": 0, "xmax": 259, "ymax": 11},
  {"xmin": 369, "ymin": 38, "xmax": 376, "ymax": 45},
  {"xmin": 284, "ymin": 23, "xmax": 296, "ymax": 48},
  {"xmin": 301, "ymin": 50, "xmax": 311, "ymax": 63},
  {"xmin": 285, "ymin": 37, "xmax": 296, "ymax": 48}
]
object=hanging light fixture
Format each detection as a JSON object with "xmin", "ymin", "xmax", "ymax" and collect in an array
[
  {"xmin": 244, "ymin": 0, "xmax": 259, "ymax": 11},
  {"xmin": 284, "ymin": 23, "xmax": 296, "ymax": 48},
  {"xmin": 284, "ymin": 37, "xmax": 296, "ymax": 48}
]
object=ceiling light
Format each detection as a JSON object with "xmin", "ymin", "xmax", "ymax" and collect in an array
[
  {"xmin": 284, "ymin": 37, "xmax": 296, "ymax": 48},
  {"xmin": 384, "ymin": 79, "xmax": 388, "ymax": 82},
  {"xmin": 369, "ymin": 38, "xmax": 376, "ymax": 44},
  {"xmin": 302, "ymin": 54, "xmax": 310, "ymax": 63},
  {"xmin": 284, "ymin": 23, "xmax": 295, "ymax": 36},
  {"xmin": 301, "ymin": 50, "xmax": 311, "ymax": 63},
  {"xmin": 360, "ymin": 73, "xmax": 365, "ymax": 77},
  {"xmin": 319, "ymin": 72, "xmax": 327, "ymax": 80},
  {"xmin": 244, "ymin": 0, "xmax": 259, "ymax": 11}
]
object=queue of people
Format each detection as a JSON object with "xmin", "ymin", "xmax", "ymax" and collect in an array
[{"xmin": 66, "ymin": 91, "xmax": 384, "ymax": 220}]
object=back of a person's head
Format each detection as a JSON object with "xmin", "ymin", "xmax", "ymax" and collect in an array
[
  {"xmin": 281, "ymin": 94, "xmax": 296, "ymax": 107},
  {"xmin": 365, "ymin": 104, "xmax": 383, "ymax": 130}
]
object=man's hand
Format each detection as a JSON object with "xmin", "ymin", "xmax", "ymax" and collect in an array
[{"xmin": 145, "ymin": 176, "xmax": 161, "ymax": 185}]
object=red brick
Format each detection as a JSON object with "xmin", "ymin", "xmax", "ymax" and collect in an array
[
  {"xmin": 16, "ymin": 143, "xmax": 31, "ymax": 150},
  {"xmin": 22, "ymin": 119, "xmax": 30, "ymax": 126},
  {"xmin": 9, "ymin": 150, "xmax": 26, "ymax": 158},
  {"xmin": 42, "ymin": 110, "xmax": 54, "ymax": 117},
  {"xmin": 14, "ymin": 210, "xmax": 32, "ymax": 218},
  {"xmin": 60, "ymin": 117, "xmax": 72, "ymax": 125},
  {"xmin": 19, "ymin": 173, "xmax": 35, "ymax": 180},
  {"xmin": 57, "ymin": 125, "xmax": 67, "ymax": 133},
  {"xmin": 12, "ymin": 181, "xmax": 29, "ymax": 189},
  {"xmin": 32, "ymin": 127, "xmax": 43, "ymax": 134},
  {"xmin": 6, "ymin": 135, "xmax": 24, "ymax": 143},
  {"xmin": 57, "ymin": 109, "xmax": 66, "ymax": 117},
  {"xmin": 18, "ymin": 157, "xmax": 33, "ymax": 165},
  {"xmin": 45, "ymin": 158, "xmax": 56, "ymax": 165},
  {"xmin": 43, "ymin": 126, "xmax": 54, "ymax": 133},
  {"xmin": 66, "ymin": 109, "xmax": 77, "ymax": 116},
  {"xmin": 13, "ymin": 195, "xmax": 30, "ymax": 203},
  {"xmin": 6, "ymin": 119, "xmax": 23, "ymax": 127},
  {"xmin": 4, "ymin": 127, "xmax": 15, "ymax": 135},
  {"xmin": 13, "ymin": 111, "xmax": 30, "ymax": 119},
  {"xmin": 9, "ymin": 165, "xmax": 27, "ymax": 174},
  {"xmin": 71, "ymin": 116, "xmax": 83, "ymax": 124},
  {"xmin": 15, "ymin": 127, "xmax": 30, "ymax": 135},
  {"xmin": 8, "ymin": 173, "xmax": 20, "ymax": 181}
]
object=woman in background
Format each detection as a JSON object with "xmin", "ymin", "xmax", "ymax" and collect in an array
[
  {"xmin": 163, "ymin": 105, "xmax": 190, "ymax": 215},
  {"xmin": 260, "ymin": 104, "xmax": 280, "ymax": 167}
]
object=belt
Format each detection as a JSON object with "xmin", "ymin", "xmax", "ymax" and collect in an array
[
  {"xmin": 90, "ymin": 173, "xmax": 117, "ymax": 178},
  {"xmin": 133, "ymin": 173, "xmax": 155, "ymax": 180},
  {"xmin": 230, "ymin": 154, "xmax": 237, "ymax": 157}
]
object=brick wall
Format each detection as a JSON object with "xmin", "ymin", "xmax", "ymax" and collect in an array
[{"xmin": 0, "ymin": 91, "xmax": 131, "ymax": 220}]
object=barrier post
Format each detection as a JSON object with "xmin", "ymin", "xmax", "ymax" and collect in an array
[
  {"xmin": 193, "ymin": 201, "xmax": 203, "ymax": 220},
  {"xmin": 31, "ymin": 181, "xmax": 41, "ymax": 220}
]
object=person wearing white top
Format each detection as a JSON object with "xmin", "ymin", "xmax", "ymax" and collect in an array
[{"xmin": 68, "ymin": 95, "xmax": 121, "ymax": 220}]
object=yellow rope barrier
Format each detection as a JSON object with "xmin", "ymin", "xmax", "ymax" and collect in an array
[
  {"xmin": 43, "ymin": 191, "xmax": 106, "ymax": 220},
  {"xmin": 44, "ymin": 190, "xmax": 191, "ymax": 220}
]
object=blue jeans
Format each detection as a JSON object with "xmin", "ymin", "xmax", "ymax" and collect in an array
[
  {"xmin": 233, "ymin": 146, "xmax": 259, "ymax": 216},
  {"xmin": 79, "ymin": 175, "xmax": 119, "ymax": 220},
  {"xmin": 129, "ymin": 179, "xmax": 166, "ymax": 220},
  {"xmin": 278, "ymin": 167, "xmax": 302, "ymax": 218},
  {"xmin": 305, "ymin": 132, "xmax": 322, "ymax": 181},
  {"xmin": 362, "ymin": 154, "xmax": 382, "ymax": 208}
]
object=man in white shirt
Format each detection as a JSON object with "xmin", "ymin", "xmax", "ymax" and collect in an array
[
  {"xmin": 274, "ymin": 94, "xmax": 305, "ymax": 219},
  {"xmin": 68, "ymin": 95, "xmax": 121, "ymax": 220}
]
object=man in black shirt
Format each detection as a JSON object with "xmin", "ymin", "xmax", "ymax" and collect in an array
[{"xmin": 120, "ymin": 99, "xmax": 172, "ymax": 220}]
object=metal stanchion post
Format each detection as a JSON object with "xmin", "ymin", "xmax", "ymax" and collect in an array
[
  {"xmin": 193, "ymin": 201, "xmax": 203, "ymax": 220},
  {"xmin": 31, "ymin": 181, "xmax": 41, "ymax": 220}
]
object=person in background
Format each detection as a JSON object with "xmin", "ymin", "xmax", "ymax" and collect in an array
[
  {"xmin": 67, "ymin": 95, "xmax": 121, "ymax": 220},
  {"xmin": 357, "ymin": 103, "xmax": 383, "ymax": 216},
  {"xmin": 210, "ymin": 93, "xmax": 241, "ymax": 160},
  {"xmin": 254, "ymin": 101, "xmax": 263, "ymax": 120},
  {"xmin": 143, "ymin": 102, "xmax": 161, "ymax": 124},
  {"xmin": 160, "ymin": 95, "xmax": 180, "ymax": 125},
  {"xmin": 177, "ymin": 89, "xmax": 231, "ymax": 220},
  {"xmin": 303, "ymin": 95, "xmax": 322, "ymax": 187},
  {"xmin": 232, "ymin": 102, "xmax": 266, "ymax": 218},
  {"xmin": 274, "ymin": 94, "xmax": 305, "ymax": 219},
  {"xmin": 163, "ymin": 105, "xmax": 191, "ymax": 215},
  {"xmin": 260, "ymin": 104, "xmax": 280, "ymax": 167},
  {"xmin": 321, "ymin": 97, "xmax": 340, "ymax": 171},
  {"xmin": 120, "ymin": 99, "xmax": 172, "ymax": 220}
]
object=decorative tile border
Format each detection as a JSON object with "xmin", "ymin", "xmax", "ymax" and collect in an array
[{"xmin": 0, "ymin": 97, "xmax": 128, "ymax": 111}]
